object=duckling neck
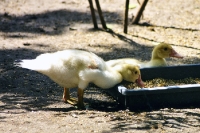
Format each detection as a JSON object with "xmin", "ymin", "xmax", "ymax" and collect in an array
[
  {"xmin": 151, "ymin": 50, "xmax": 160, "ymax": 60},
  {"xmin": 105, "ymin": 69, "xmax": 123, "ymax": 88},
  {"xmin": 151, "ymin": 50, "xmax": 167, "ymax": 60},
  {"xmin": 111, "ymin": 68, "xmax": 124, "ymax": 82},
  {"xmin": 94, "ymin": 67, "xmax": 123, "ymax": 89}
]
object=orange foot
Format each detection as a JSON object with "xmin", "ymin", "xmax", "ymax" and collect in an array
[{"xmin": 63, "ymin": 97, "xmax": 78, "ymax": 105}]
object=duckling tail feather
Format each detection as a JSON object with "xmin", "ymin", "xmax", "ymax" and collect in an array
[
  {"xmin": 14, "ymin": 59, "xmax": 50, "ymax": 71},
  {"xmin": 14, "ymin": 59, "xmax": 22, "ymax": 68}
]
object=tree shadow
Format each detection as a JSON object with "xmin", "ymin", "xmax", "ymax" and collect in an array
[
  {"xmin": 137, "ymin": 22, "xmax": 200, "ymax": 32},
  {"xmin": 0, "ymin": 9, "xmax": 122, "ymax": 36},
  {"xmin": 105, "ymin": 107, "xmax": 200, "ymax": 132}
]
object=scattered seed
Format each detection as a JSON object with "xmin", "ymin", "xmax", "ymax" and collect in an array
[{"xmin": 124, "ymin": 77, "xmax": 200, "ymax": 89}]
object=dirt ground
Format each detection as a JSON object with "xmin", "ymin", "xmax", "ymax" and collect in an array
[{"xmin": 1, "ymin": 0, "xmax": 200, "ymax": 132}]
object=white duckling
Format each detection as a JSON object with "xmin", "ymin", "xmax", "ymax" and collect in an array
[
  {"xmin": 106, "ymin": 43, "xmax": 183, "ymax": 68},
  {"xmin": 15, "ymin": 49, "xmax": 144, "ymax": 109}
]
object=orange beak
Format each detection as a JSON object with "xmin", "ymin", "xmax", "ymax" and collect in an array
[
  {"xmin": 170, "ymin": 49, "xmax": 184, "ymax": 58},
  {"xmin": 136, "ymin": 75, "xmax": 145, "ymax": 88}
]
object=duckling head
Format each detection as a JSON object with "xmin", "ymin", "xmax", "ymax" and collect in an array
[
  {"xmin": 121, "ymin": 64, "xmax": 145, "ymax": 87},
  {"xmin": 152, "ymin": 43, "xmax": 183, "ymax": 59}
]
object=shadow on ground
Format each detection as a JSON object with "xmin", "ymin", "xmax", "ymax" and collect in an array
[{"xmin": 0, "ymin": 9, "xmax": 122, "ymax": 36}]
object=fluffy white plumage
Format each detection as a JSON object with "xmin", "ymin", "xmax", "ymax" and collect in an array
[{"xmin": 15, "ymin": 49, "xmax": 143, "ymax": 108}]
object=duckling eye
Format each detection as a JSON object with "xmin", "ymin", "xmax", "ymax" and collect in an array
[
  {"xmin": 163, "ymin": 47, "xmax": 168, "ymax": 51},
  {"xmin": 134, "ymin": 71, "xmax": 138, "ymax": 74}
]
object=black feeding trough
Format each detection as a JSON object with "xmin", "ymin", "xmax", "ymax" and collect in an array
[{"xmin": 105, "ymin": 64, "xmax": 200, "ymax": 111}]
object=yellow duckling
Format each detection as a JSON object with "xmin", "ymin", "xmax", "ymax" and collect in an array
[{"xmin": 106, "ymin": 43, "xmax": 183, "ymax": 68}]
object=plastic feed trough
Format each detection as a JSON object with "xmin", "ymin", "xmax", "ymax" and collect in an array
[{"xmin": 105, "ymin": 64, "xmax": 200, "ymax": 111}]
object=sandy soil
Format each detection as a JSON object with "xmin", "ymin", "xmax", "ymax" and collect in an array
[{"xmin": 0, "ymin": 0, "xmax": 200, "ymax": 132}]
